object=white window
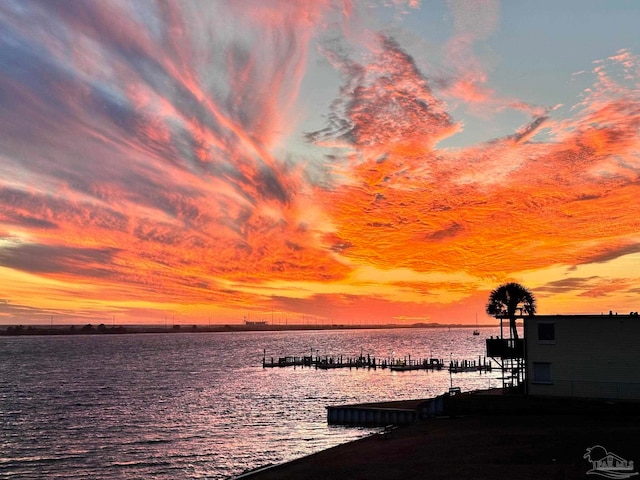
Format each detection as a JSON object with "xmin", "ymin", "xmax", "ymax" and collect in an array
[{"xmin": 532, "ymin": 362, "xmax": 552, "ymax": 384}]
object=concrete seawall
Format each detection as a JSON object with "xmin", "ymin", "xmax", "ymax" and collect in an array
[
  {"xmin": 326, "ymin": 395, "xmax": 446, "ymax": 426},
  {"xmin": 327, "ymin": 406, "xmax": 417, "ymax": 426}
]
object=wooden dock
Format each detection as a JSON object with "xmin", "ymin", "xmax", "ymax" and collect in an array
[
  {"xmin": 448, "ymin": 358, "xmax": 492, "ymax": 373},
  {"xmin": 261, "ymin": 355, "xmax": 315, "ymax": 368},
  {"xmin": 262, "ymin": 352, "xmax": 491, "ymax": 373}
]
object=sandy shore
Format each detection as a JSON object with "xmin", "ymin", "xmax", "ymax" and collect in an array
[{"xmin": 237, "ymin": 396, "xmax": 639, "ymax": 480}]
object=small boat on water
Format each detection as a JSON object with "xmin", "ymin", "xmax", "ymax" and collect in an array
[{"xmin": 472, "ymin": 313, "xmax": 480, "ymax": 335}]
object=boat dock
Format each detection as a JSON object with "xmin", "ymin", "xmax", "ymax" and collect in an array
[
  {"xmin": 262, "ymin": 352, "xmax": 491, "ymax": 373},
  {"xmin": 448, "ymin": 358, "xmax": 492, "ymax": 373}
]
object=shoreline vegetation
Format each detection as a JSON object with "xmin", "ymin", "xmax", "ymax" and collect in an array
[{"xmin": 0, "ymin": 322, "xmax": 495, "ymax": 336}]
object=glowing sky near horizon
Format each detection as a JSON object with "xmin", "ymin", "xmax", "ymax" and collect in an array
[{"xmin": 1, "ymin": 0, "xmax": 640, "ymax": 325}]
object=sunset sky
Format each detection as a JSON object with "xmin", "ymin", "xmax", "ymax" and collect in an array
[{"xmin": 1, "ymin": 1, "xmax": 640, "ymax": 325}]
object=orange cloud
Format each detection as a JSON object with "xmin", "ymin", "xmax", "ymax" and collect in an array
[
  {"xmin": 1, "ymin": 2, "xmax": 640, "ymax": 325},
  {"xmin": 312, "ymin": 44, "xmax": 640, "ymax": 287}
]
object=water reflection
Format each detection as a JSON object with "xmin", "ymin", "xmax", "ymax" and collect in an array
[{"xmin": 0, "ymin": 327, "xmax": 501, "ymax": 479}]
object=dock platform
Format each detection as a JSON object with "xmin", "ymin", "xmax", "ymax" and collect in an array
[{"xmin": 262, "ymin": 352, "xmax": 491, "ymax": 373}]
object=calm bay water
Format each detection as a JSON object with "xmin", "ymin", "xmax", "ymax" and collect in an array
[{"xmin": 0, "ymin": 327, "xmax": 502, "ymax": 479}]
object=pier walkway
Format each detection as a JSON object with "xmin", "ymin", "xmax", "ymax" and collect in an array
[{"xmin": 262, "ymin": 352, "xmax": 492, "ymax": 373}]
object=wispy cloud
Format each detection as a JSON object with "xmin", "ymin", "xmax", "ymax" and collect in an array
[
  {"xmin": 1, "ymin": 1, "xmax": 640, "ymax": 323},
  {"xmin": 311, "ymin": 37, "xmax": 640, "ymax": 285}
]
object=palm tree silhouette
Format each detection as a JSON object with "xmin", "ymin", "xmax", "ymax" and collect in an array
[{"xmin": 486, "ymin": 282, "xmax": 536, "ymax": 340}]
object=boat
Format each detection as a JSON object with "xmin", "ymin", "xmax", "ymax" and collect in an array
[{"xmin": 473, "ymin": 314, "xmax": 480, "ymax": 335}]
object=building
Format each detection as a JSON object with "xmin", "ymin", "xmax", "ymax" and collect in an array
[
  {"xmin": 245, "ymin": 320, "xmax": 268, "ymax": 326},
  {"xmin": 523, "ymin": 314, "xmax": 640, "ymax": 400}
]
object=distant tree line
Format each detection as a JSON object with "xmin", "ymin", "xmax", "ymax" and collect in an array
[
  {"xmin": 1, "ymin": 324, "xmax": 128, "ymax": 336},
  {"xmin": 1, "ymin": 323, "xmax": 203, "ymax": 336}
]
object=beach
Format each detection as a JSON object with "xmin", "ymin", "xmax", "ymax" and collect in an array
[{"xmin": 238, "ymin": 394, "xmax": 640, "ymax": 480}]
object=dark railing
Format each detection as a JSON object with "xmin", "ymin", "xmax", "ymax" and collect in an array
[{"xmin": 486, "ymin": 338, "xmax": 524, "ymax": 358}]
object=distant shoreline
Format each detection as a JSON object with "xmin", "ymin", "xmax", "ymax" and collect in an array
[{"xmin": 0, "ymin": 322, "xmax": 495, "ymax": 336}]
